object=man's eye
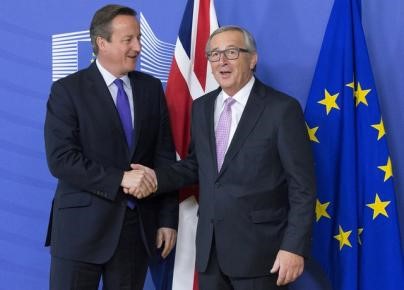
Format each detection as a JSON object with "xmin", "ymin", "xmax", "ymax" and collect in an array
[
  {"xmin": 211, "ymin": 52, "xmax": 219, "ymax": 57},
  {"xmin": 227, "ymin": 49, "xmax": 237, "ymax": 55}
]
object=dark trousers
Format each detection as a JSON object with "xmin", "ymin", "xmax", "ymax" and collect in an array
[
  {"xmin": 50, "ymin": 208, "xmax": 148, "ymax": 290},
  {"xmin": 199, "ymin": 242, "xmax": 288, "ymax": 290}
]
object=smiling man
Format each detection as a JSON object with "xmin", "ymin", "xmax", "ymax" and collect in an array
[
  {"xmin": 44, "ymin": 4, "xmax": 178, "ymax": 290},
  {"xmin": 132, "ymin": 26, "xmax": 316, "ymax": 290}
]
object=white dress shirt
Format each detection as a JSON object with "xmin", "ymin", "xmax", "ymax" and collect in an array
[{"xmin": 96, "ymin": 59, "xmax": 135, "ymax": 126}]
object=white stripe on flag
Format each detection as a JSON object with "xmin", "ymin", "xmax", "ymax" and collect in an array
[
  {"xmin": 172, "ymin": 196, "xmax": 199, "ymax": 290},
  {"xmin": 169, "ymin": 1, "xmax": 219, "ymax": 289}
]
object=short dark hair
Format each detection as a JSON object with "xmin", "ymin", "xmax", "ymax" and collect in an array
[{"xmin": 90, "ymin": 4, "xmax": 137, "ymax": 55}]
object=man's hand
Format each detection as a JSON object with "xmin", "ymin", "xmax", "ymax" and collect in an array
[
  {"xmin": 270, "ymin": 250, "xmax": 304, "ymax": 286},
  {"xmin": 128, "ymin": 164, "xmax": 157, "ymax": 198},
  {"xmin": 120, "ymin": 165, "xmax": 156, "ymax": 197},
  {"xmin": 156, "ymin": 227, "xmax": 177, "ymax": 258}
]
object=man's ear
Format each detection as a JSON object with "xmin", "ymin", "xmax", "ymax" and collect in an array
[
  {"xmin": 250, "ymin": 53, "xmax": 258, "ymax": 71},
  {"xmin": 96, "ymin": 36, "xmax": 106, "ymax": 52}
]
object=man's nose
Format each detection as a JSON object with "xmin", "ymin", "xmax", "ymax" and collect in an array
[
  {"xmin": 132, "ymin": 38, "xmax": 141, "ymax": 52},
  {"xmin": 218, "ymin": 52, "xmax": 228, "ymax": 64}
]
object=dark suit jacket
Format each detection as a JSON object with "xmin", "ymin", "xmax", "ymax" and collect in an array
[
  {"xmin": 44, "ymin": 62, "xmax": 178, "ymax": 264},
  {"xmin": 156, "ymin": 78, "xmax": 315, "ymax": 277}
]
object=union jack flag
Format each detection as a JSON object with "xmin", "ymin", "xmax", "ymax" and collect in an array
[{"xmin": 165, "ymin": 0, "xmax": 218, "ymax": 289}]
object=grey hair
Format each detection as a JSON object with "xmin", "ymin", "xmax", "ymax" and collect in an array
[{"xmin": 205, "ymin": 25, "xmax": 257, "ymax": 54}]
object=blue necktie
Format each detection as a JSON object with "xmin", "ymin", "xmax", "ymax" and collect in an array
[
  {"xmin": 114, "ymin": 78, "xmax": 133, "ymax": 148},
  {"xmin": 114, "ymin": 79, "xmax": 136, "ymax": 209}
]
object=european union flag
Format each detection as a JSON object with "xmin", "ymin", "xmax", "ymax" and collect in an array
[{"xmin": 304, "ymin": 0, "xmax": 404, "ymax": 289}]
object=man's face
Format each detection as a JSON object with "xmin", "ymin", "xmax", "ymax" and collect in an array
[
  {"xmin": 208, "ymin": 30, "xmax": 257, "ymax": 96},
  {"xmin": 97, "ymin": 15, "xmax": 141, "ymax": 77}
]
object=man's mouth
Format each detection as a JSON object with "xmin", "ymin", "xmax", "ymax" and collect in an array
[{"xmin": 219, "ymin": 70, "xmax": 231, "ymax": 76}]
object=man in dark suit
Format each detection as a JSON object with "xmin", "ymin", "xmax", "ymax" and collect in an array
[
  {"xmin": 44, "ymin": 5, "xmax": 178, "ymax": 290},
  {"xmin": 133, "ymin": 26, "xmax": 316, "ymax": 290}
]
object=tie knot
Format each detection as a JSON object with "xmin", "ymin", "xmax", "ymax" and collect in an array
[
  {"xmin": 224, "ymin": 97, "xmax": 236, "ymax": 107},
  {"xmin": 114, "ymin": 78, "xmax": 125, "ymax": 90}
]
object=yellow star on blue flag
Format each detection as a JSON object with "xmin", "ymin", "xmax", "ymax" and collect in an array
[{"xmin": 304, "ymin": 0, "xmax": 404, "ymax": 289}]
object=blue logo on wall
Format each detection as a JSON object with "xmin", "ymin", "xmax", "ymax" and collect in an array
[
  {"xmin": 51, "ymin": 13, "xmax": 174, "ymax": 83},
  {"xmin": 78, "ymin": 41, "xmax": 95, "ymax": 70},
  {"xmin": 51, "ymin": 30, "xmax": 91, "ymax": 81}
]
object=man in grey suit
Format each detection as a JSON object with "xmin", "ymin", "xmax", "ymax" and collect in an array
[
  {"xmin": 44, "ymin": 5, "xmax": 177, "ymax": 290},
  {"xmin": 132, "ymin": 26, "xmax": 316, "ymax": 290}
]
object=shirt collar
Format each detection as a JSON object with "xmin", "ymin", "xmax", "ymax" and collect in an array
[
  {"xmin": 220, "ymin": 76, "xmax": 255, "ymax": 107},
  {"xmin": 96, "ymin": 59, "xmax": 131, "ymax": 88}
]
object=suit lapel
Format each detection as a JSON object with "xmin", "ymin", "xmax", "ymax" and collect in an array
[
  {"xmin": 206, "ymin": 90, "xmax": 220, "ymax": 176},
  {"xmin": 129, "ymin": 73, "xmax": 142, "ymax": 157},
  {"xmin": 86, "ymin": 63, "xmax": 131, "ymax": 157},
  {"xmin": 218, "ymin": 80, "xmax": 266, "ymax": 178}
]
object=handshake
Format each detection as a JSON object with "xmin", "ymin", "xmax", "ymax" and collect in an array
[{"xmin": 120, "ymin": 164, "xmax": 157, "ymax": 199}]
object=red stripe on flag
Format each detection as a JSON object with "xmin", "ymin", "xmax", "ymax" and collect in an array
[
  {"xmin": 165, "ymin": 59, "xmax": 200, "ymax": 203},
  {"xmin": 194, "ymin": 0, "xmax": 210, "ymax": 91},
  {"xmin": 166, "ymin": 1, "xmax": 217, "ymax": 289},
  {"xmin": 165, "ymin": 59, "xmax": 193, "ymax": 160},
  {"xmin": 193, "ymin": 269, "xmax": 199, "ymax": 290}
]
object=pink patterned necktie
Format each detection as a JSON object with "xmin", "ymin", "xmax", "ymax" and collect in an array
[{"xmin": 215, "ymin": 97, "xmax": 236, "ymax": 170}]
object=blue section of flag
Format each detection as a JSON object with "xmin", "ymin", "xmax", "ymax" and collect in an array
[
  {"xmin": 147, "ymin": 250, "xmax": 175, "ymax": 290},
  {"xmin": 304, "ymin": 0, "xmax": 404, "ymax": 289},
  {"xmin": 178, "ymin": 0, "xmax": 193, "ymax": 58},
  {"xmin": 78, "ymin": 41, "xmax": 94, "ymax": 70}
]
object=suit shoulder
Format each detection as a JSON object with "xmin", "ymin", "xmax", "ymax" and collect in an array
[
  {"xmin": 53, "ymin": 67, "xmax": 89, "ymax": 86},
  {"xmin": 50, "ymin": 67, "xmax": 95, "ymax": 96},
  {"xmin": 130, "ymin": 71, "xmax": 163, "ymax": 86},
  {"xmin": 193, "ymin": 87, "xmax": 221, "ymax": 106},
  {"xmin": 259, "ymin": 83, "xmax": 302, "ymax": 112}
]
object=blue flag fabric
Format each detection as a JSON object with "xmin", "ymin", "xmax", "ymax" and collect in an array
[
  {"xmin": 147, "ymin": 251, "xmax": 175, "ymax": 290},
  {"xmin": 304, "ymin": 0, "xmax": 404, "ymax": 289}
]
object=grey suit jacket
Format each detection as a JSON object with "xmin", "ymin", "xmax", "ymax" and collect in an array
[{"xmin": 156, "ymin": 78, "xmax": 315, "ymax": 277}]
